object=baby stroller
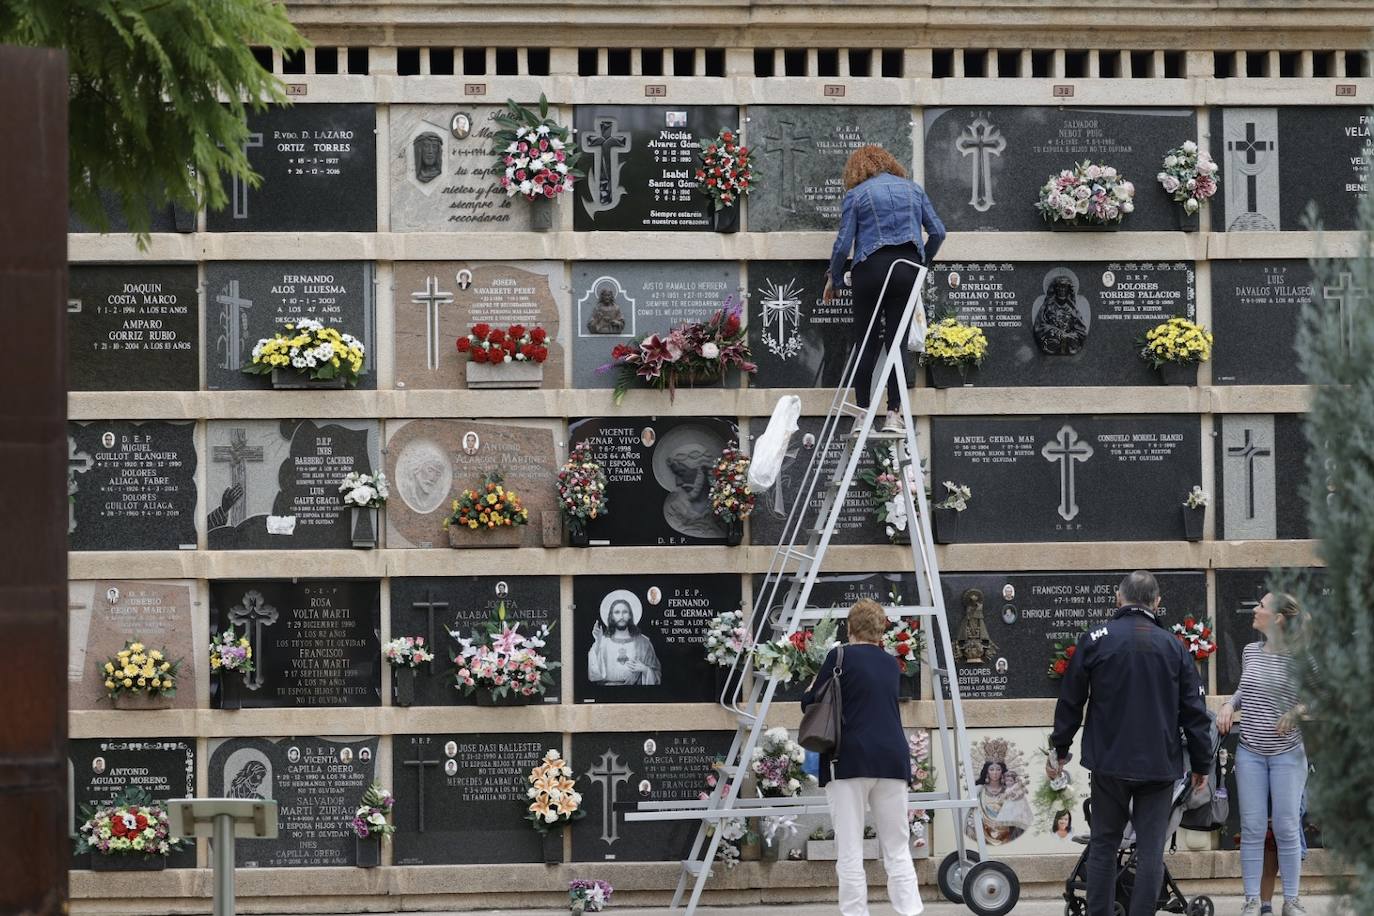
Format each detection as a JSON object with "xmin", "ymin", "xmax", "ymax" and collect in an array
[{"xmin": 1062, "ymin": 730, "xmax": 1225, "ymax": 916}]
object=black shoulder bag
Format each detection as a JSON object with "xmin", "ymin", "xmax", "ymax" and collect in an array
[{"xmin": 798, "ymin": 646, "xmax": 844, "ymax": 758}]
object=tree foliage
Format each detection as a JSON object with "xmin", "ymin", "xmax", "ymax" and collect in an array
[
  {"xmin": 0, "ymin": 0, "xmax": 306, "ymax": 238},
  {"xmin": 1295, "ymin": 148, "xmax": 1374, "ymax": 909}
]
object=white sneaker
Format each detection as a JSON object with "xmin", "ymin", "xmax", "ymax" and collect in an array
[
  {"xmin": 1282, "ymin": 898, "xmax": 1308, "ymax": 916},
  {"xmin": 881, "ymin": 411, "xmax": 904, "ymax": 432},
  {"xmin": 1240, "ymin": 899, "xmax": 1261, "ymax": 916}
]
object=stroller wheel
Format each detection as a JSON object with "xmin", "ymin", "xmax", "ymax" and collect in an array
[
  {"xmin": 1063, "ymin": 899, "xmax": 1087, "ymax": 916},
  {"xmin": 936, "ymin": 849, "xmax": 980, "ymax": 904},
  {"xmin": 962, "ymin": 860, "xmax": 1020, "ymax": 916},
  {"xmin": 1114, "ymin": 904, "xmax": 1127, "ymax": 916},
  {"xmin": 1187, "ymin": 897, "xmax": 1216, "ymax": 916}
]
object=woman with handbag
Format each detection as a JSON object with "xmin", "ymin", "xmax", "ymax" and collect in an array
[
  {"xmin": 802, "ymin": 598, "xmax": 922, "ymax": 916},
  {"xmin": 823, "ymin": 145, "xmax": 946, "ymax": 433}
]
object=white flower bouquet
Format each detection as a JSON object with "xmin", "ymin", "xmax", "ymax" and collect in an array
[
  {"xmin": 339, "ymin": 471, "xmax": 388, "ymax": 509},
  {"xmin": 702, "ymin": 609, "xmax": 752, "ymax": 668},
  {"xmin": 494, "ymin": 95, "xmax": 584, "ymax": 201},
  {"xmin": 1157, "ymin": 140, "xmax": 1218, "ymax": 215},
  {"xmin": 1035, "ymin": 161, "xmax": 1135, "ymax": 226},
  {"xmin": 749, "ymin": 727, "xmax": 813, "ymax": 798}
]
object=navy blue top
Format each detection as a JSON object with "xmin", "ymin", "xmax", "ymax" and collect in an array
[
  {"xmin": 801, "ymin": 644, "xmax": 910, "ymax": 787},
  {"xmin": 828, "ymin": 173, "xmax": 946, "ymax": 288}
]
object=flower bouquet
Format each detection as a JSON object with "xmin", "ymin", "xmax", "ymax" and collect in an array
[
  {"xmin": 352, "ymin": 781, "xmax": 394, "ymax": 868},
  {"xmin": 1035, "ymin": 161, "xmax": 1135, "ymax": 228},
  {"xmin": 697, "ymin": 128, "xmax": 753, "ymax": 232},
  {"xmin": 750, "ymin": 727, "xmax": 812, "ymax": 798},
  {"xmin": 1033, "ymin": 744, "xmax": 1078, "ymax": 825},
  {"xmin": 703, "ymin": 610, "xmax": 752, "ymax": 669},
  {"xmin": 209, "ymin": 628, "xmax": 252, "ymax": 709},
  {"xmin": 527, "ymin": 749, "xmax": 584, "ymax": 862},
  {"xmin": 1047, "ymin": 636, "xmax": 1081, "ymax": 679},
  {"xmin": 558, "ymin": 442, "xmax": 608, "ymax": 546},
  {"xmin": 710, "ymin": 446, "xmax": 753, "ymax": 545},
  {"xmin": 908, "ymin": 731, "xmax": 937, "ymax": 852},
  {"xmin": 1139, "ymin": 316, "xmax": 1212, "ymax": 385},
  {"xmin": 1182, "ymin": 485, "xmax": 1208, "ymax": 541},
  {"xmin": 339, "ymin": 470, "xmax": 388, "ymax": 549},
  {"xmin": 922, "ymin": 316, "xmax": 988, "ymax": 388},
  {"xmin": 75, "ymin": 787, "xmax": 184, "ymax": 869},
  {"xmin": 456, "ymin": 323, "xmax": 551, "ymax": 388},
  {"xmin": 101, "ymin": 640, "xmax": 180, "ymax": 709},
  {"xmin": 569, "ymin": 878, "xmax": 614, "ymax": 913},
  {"xmin": 751, "ymin": 615, "xmax": 838, "ymax": 685},
  {"xmin": 931, "ymin": 481, "xmax": 971, "ymax": 545},
  {"xmin": 859, "ymin": 444, "xmax": 921, "ymax": 543},
  {"xmin": 494, "ymin": 94, "xmax": 584, "ymax": 229},
  {"xmin": 884, "ymin": 615, "xmax": 925, "ymax": 679},
  {"xmin": 605, "ymin": 297, "xmax": 757, "ymax": 404},
  {"xmin": 1157, "ymin": 140, "xmax": 1218, "ymax": 220},
  {"xmin": 383, "ymin": 635, "xmax": 434, "ymax": 706},
  {"xmin": 698, "ymin": 761, "xmax": 759, "ymax": 866},
  {"xmin": 452, "ymin": 601, "xmax": 559, "ymax": 705},
  {"xmin": 1171, "ymin": 615, "xmax": 1216, "ymax": 662},
  {"xmin": 442, "ymin": 471, "xmax": 530, "ymax": 548},
  {"xmin": 243, "ymin": 318, "xmax": 366, "ymax": 388}
]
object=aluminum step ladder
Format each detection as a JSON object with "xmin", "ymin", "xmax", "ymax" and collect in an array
[{"xmin": 624, "ymin": 259, "xmax": 1020, "ymax": 916}]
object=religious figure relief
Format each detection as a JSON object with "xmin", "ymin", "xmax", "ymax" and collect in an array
[
  {"xmin": 209, "ymin": 427, "xmax": 263, "ymax": 531},
  {"xmin": 413, "ymin": 132, "xmax": 444, "ymax": 184},
  {"xmin": 759, "ymin": 278, "xmax": 804, "ymax": 360},
  {"xmin": 954, "ymin": 588, "xmax": 999, "ymax": 664},
  {"xmin": 223, "ymin": 750, "xmax": 273, "ymax": 801},
  {"xmin": 652, "ymin": 425, "xmax": 728, "ymax": 539},
  {"xmin": 588, "ymin": 590, "xmax": 662, "ymax": 686},
  {"xmin": 587, "ymin": 286, "xmax": 627, "ymax": 335},
  {"xmin": 395, "ymin": 440, "xmax": 454, "ymax": 515},
  {"xmin": 955, "ymin": 115, "xmax": 1006, "ymax": 213},
  {"xmin": 965, "ymin": 737, "xmax": 1033, "ymax": 845},
  {"xmin": 580, "ymin": 117, "xmax": 631, "ymax": 217},
  {"xmin": 1032, "ymin": 271, "xmax": 1090, "ymax": 356}
]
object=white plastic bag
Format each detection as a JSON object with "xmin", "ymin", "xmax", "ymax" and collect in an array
[
  {"xmin": 748, "ymin": 395, "xmax": 801, "ymax": 491},
  {"xmin": 905, "ymin": 265, "xmax": 930, "ymax": 353}
]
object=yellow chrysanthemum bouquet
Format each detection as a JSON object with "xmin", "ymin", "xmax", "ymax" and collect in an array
[
  {"xmin": 921, "ymin": 316, "xmax": 990, "ymax": 369},
  {"xmin": 100, "ymin": 639, "xmax": 181, "ymax": 700},
  {"xmin": 243, "ymin": 318, "xmax": 367, "ymax": 386},
  {"xmin": 442, "ymin": 471, "xmax": 530, "ymax": 532},
  {"xmin": 1139, "ymin": 316, "xmax": 1213, "ymax": 368}
]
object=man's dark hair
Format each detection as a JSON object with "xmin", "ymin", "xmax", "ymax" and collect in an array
[{"xmin": 1118, "ymin": 570, "xmax": 1160, "ymax": 607}]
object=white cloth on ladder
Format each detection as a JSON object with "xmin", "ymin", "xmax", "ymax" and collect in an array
[
  {"xmin": 905, "ymin": 265, "xmax": 930, "ymax": 354},
  {"xmin": 748, "ymin": 395, "xmax": 801, "ymax": 491}
]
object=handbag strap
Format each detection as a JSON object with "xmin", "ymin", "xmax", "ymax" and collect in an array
[{"xmin": 831, "ymin": 646, "xmax": 845, "ymax": 767}]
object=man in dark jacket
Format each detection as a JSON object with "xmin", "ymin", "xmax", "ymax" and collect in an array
[{"xmin": 1049, "ymin": 570, "xmax": 1213, "ymax": 916}]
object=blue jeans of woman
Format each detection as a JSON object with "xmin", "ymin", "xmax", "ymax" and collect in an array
[{"xmin": 1237, "ymin": 743, "xmax": 1307, "ymax": 899}]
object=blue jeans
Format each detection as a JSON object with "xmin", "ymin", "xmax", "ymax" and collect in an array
[{"xmin": 1237, "ymin": 743, "xmax": 1307, "ymax": 899}]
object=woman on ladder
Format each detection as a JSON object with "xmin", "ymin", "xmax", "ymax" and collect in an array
[{"xmin": 823, "ymin": 145, "xmax": 946, "ymax": 433}]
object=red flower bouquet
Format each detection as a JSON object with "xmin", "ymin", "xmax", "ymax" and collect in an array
[
  {"xmin": 696, "ymin": 128, "xmax": 756, "ymax": 210},
  {"xmin": 604, "ymin": 297, "xmax": 756, "ymax": 404},
  {"xmin": 457, "ymin": 323, "xmax": 550, "ymax": 366}
]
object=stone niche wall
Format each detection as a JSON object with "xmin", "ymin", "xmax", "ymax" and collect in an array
[{"xmin": 67, "ymin": 10, "xmax": 1366, "ymax": 912}]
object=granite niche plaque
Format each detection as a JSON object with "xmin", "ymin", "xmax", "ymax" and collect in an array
[
  {"xmin": 930, "ymin": 414, "xmax": 1202, "ymax": 542},
  {"xmin": 68, "ymin": 265, "xmax": 198, "ymax": 391},
  {"xmin": 571, "ymin": 731, "xmax": 734, "ymax": 861},
  {"xmin": 1210, "ymin": 260, "xmax": 1318, "ymax": 386},
  {"xmin": 68, "ymin": 420, "xmax": 197, "ymax": 552},
  {"xmin": 392, "ymin": 733, "xmax": 559, "ymax": 865},
  {"xmin": 204, "ymin": 261, "xmax": 376, "ymax": 390},
  {"xmin": 388, "ymin": 576, "xmax": 562, "ymax": 706},
  {"xmin": 209, "ymin": 579, "xmax": 381, "ymax": 709},
  {"xmin": 746, "ymin": 260, "xmax": 867, "ymax": 389},
  {"xmin": 1215, "ymin": 568, "xmax": 1328, "ymax": 694},
  {"xmin": 1213, "ymin": 414, "xmax": 1310, "ymax": 541},
  {"xmin": 206, "ymin": 104, "xmax": 377, "ymax": 232},
  {"xmin": 68, "ymin": 580, "xmax": 198, "ymax": 711},
  {"xmin": 747, "ymin": 106, "xmax": 914, "ymax": 233},
  {"xmin": 208, "ymin": 736, "xmax": 378, "ymax": 866},
  {"xmin": 924, "ymin": 106, "xmax": 1196, "ymax": 232},
  {"xmin": 566, "ymin": 416, "xmax": 737, "ymax": 546},
  {"xmin": 393, "ymin": 261, "xmax": 566, "ymax": 390},
  {"xmin": 574, "ymin": 105, "xmax": 738, "ymax": 231},
  {"xmin": 70, "ymin": 738, "xmax": 197, "ymax": 869},
  {"xmin": 384, "ymin": 418, "xmax": 558, "ymax": 549},
  {"xmin": 573, "ymin": 574, "xmax": 740, "ymax": 704}
]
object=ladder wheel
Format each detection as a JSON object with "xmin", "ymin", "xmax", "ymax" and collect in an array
[
  {"xmin": 936, "ymin": 849, "xmax": 979, "ymax": 904},
  {"xmin": 962, "ymin": 860, "xmax": 1020, "ymax": 916}
]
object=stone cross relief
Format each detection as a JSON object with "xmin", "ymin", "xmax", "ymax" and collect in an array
[
  {"xmin": 764, "ymin": 120, "xmax": 811, "ymax": 212},
  {"xmin": 1226, "ymin": 428, "xmax": 1272, "ymax": 521},
  {"xmin": 1322, "ymin": 271, "xmax": 1367, "ymax": 352},
  {"xmin": 412, "ymin": 591, "xmax": 449, "ymax": 674},
  {"xmin": 231, "ymin": 132, "xmax": 264, "ymax": 220},
  {"xmin": 586, "ymin": 749, "xmax": 633, "ymax": 845},
  {"xmin": 228, "ymin": 589, "xmax": 279, "ymax": 691},
  {"xmin": 215, "ymin": 280, "xmax": 254, "ymax": 372},
  {"xmin": 581, "ymin": 118, "xmax": 630, "ymax": 214},
  {"xmin": 411, "ymin": 276, "xmax": 454, "ymax": 371},
  {"xmin": 67, "ymin": 436, "xmax": 93, "ymax": 534},
  {"xmin": 955, "ymin": 116, "xmax": 1006, "ymax": 213},
  {"xmin": 1228, "ymin": 121, "xmax": 1275, "ymax": 216},
  {"xmin": 1041, "ymin": 424, "xmax": 1093, "ymax": 522},
  {"xmin": 211, "ymin": 428, "xmax": 265, "ymax": 528},
  {"xmin": 403, "ymin": 748, "xmax": 441, "ymax": 832}
]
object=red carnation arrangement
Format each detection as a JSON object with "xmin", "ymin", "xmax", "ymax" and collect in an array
[
  {"xmin": 1170, "ymin": 615, "xmax": 1216, "ymax": 661},
  {"xmin": 883, "ymin": 618, "xmax": 925, "ymax": 678},
  {"xmin": 1047, "ymin": 640, "xmax": 1079, "ymax": 679},
  {"xmin": 696, "ymin": 128, "xmax": 756, "ymax": 211},
  {"xmin": 456, "ymin": 324, "xmax": 550, "ymax": 366}
]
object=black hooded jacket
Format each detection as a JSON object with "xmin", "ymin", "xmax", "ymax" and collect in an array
[{"xmin": 1050, "ymin": 605, "xmax": 1213, "ymax": 782}]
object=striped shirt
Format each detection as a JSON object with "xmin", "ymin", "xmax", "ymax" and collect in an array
[{"xmin": 1228, "ymin": 641, "xmax": 1303, "ymax": 756}]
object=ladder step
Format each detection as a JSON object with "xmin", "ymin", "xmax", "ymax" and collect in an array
[
  {"xmin": 849, "ymin": 427, "xmax": 912, "ymax": 440},
  {"xmin": 682, "ymin": 859, "xmax": 709, "ymax": 876},
  {"xmin": 778, "ymin": 546, "xmax": 815, "ymax": 564},
  {"xmin": 791, "ymin": 604, "xmax": 938, "ymax": 622}
]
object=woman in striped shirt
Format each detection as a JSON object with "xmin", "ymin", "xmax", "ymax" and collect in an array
[{"xmin": 1217, "ymin": 592, "xmax": 1309, "ymax": 916}]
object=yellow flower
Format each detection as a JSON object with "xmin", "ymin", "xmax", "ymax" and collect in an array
[
  {"xmin": 468, "ymin": 519, "xmax": 479, "ymax": 529},
  {"xmin": 105, "ymin": 679, "xmax": 116, "ymax": 690},
  {"xmin": 136, "ymin": 677, "xmax": 147, "ymax": 687},
  {"xmin": 104, "ymin": 662, "xmax": 115, "ymax": 674},
  {"xmin": 117, "ymin": 649, "xmax": 130, "ymax": 660},
  {"xmin": 160, "ymin": 661, "xmax": 171, "ymax": 672},
  {"xmin": 486, "ymin": 493, "xmax": 498, "ymax": 505},
  {"xmin": 162, "ymin": 677, "xmax": 174, "ymax": 688},
  {"xmin": 129, "ymin": 642, "xmax": 144, "ymax": 653},
  {"xmin": 150, "ymin": 649, "xmax": 163, "ymax": 661},
  {"xmin": 210, "ymin": 656, "xmax": 222, "ymax": 670},
  {"xmin": 152, "ymin": 678, "xmax": 162, "ymax": 688},
  {"xmin": 122, "ymin": 678, "xmax": 133, "ymax": 688}
]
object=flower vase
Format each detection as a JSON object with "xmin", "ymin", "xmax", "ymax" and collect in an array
[
  {"xmin": 1174, "ymin": 207, "xmax": 1201, "ymax": 233},
  {"xmin": 1182, "ymin": 506, "xmax": 1205, "ymax": 542},
  {"xmin": 217, "ymin": 678, "xmax": 241, "ymax": 710},
  {"xmin": 447, "ymin": 523, "xmax": 525, "ymax": 549},
  {"xmin": 90, "ymin": 853, "xmax": 166, "ymax": 871},
  {"xmin": 1156, "ymin": 361, "xmax": 1198, "ymax": 386},
  {"xmin": 927, "ymin": 363, "xmax": 976, "ymax": 389},
  {"xmin": 270, "ymin": 368, "xmax": 347, "ymax": 390},
  {"xmin": 351, "ymin": 506, "xmax": 378, "ymax": 549},
  {"xmin": 568, "ymin": 523, "xmax": 590, "ymax": 548},
  {"xmin": 931, "ymin": 508, "xmax": 960, "ymax": 545},
  {"xmin": 530, "ymin": 198, "xmax": 555, "ymax": 232},
  {"xmin": 714, "ymin": 204, "xmax": 740, "ymax": 234},
  {"xmin": 466, "ymin": 359, "xmax": 544, "ymax": 389},
  {"xmin": 393, "ymin": 666, "xmax": 417, "ymax": 707},
  {"xmin": 474, "ymin": 688, "xmax": 528, "ymax": 707},
  {"xmin": 355, "ymin": 835, "xmax": 381, "ymax": 868},
  {"xmin": 738, "ymin": 819, "xmax": 762, "ymax": 861},
  {"xmin": 725, "ymin": 518, "xmax": 744, "ymax": 547},
  {"xmin": 542, "ymin": 827, "xmax": 565, "ymax": 865},
  {"xmin": 1050, "ymin": 220, "xmax": 1120, "ymax": 232},
  {"xmin": 111, "ymin": 692, "xmax": 173, "ymax": 711}
]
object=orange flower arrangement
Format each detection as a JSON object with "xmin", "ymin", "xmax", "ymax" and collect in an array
[{"xmin": 441, "ymin": 471, "xmax": 529, "ymax": 532}]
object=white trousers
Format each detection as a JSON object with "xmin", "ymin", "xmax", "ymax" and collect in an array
[{"xmin": 825, "ymin": 777, "xmax": 924, "ymax": 916}]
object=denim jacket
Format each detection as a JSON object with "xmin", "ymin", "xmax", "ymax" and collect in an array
[{"xmin": 828, "ymin": 173, "xmax": 946, "ymax": 287}]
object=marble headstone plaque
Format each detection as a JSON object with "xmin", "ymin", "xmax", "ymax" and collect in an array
[
  {"xmin": 746, "ymin": 259, "xmax": 876, "ymax": 389},
  {"xmin": 68, "ymin": 421, "xmax": 197, "ymax": 552},
  {"xmin": 1214, "ymin": 413, "xmax": 1310, "ymax": 541},
  {"xmin": 572, "ymin": 574, "xmax": 740, "ymax": 704},
  {"xmin": 924, "ymin": 106, "xmax": 1195, "ymax": 232},
  {"xmin": 69, "ymin": 738, "xmax": 196, "ymax": 869},
  {"xmin": 1214, "ymin": 568, "xmax": 1329, "ymax": 695},
  {"xmin": 566, "ymin": 416, "xmax": 737, "ymax": 546},
  {"xmin": 204, "ymin": 261, "xmax": 376, "ymax": 390},
  {"xmin": 1210, "ymin": 107, "xmax": 1370, "ymax": 232},
  {"xmin": 206, "ymin": 419, "xmax": 379, "ymax": 550},
  {"xmin": 930, "ymin": 261, "xmax": 1197, "ymax": 386},
  {"xmin": 747, "ymin": 106, "xmax": 914, "ymax": 233},
  {"xmin": 209, "ymin": 579, "xmax": 381, "ymax": 709},
  {"xmin": 388, "ymin": 576, "xmax": 562, "ymax": 706},
  {"xmin": 930, "ymin": 415, "xmax": 1202, "ymax": 542},
  {"xmin": 937, "ymin": 571, "xmax": 1206, "ymax": 700},
  {"xmin": 1210, "ymin": 260, "xmax": 1317, "ymax": 385},
  {"xmin": 208, "ymin": 736, "xmax": 378, "ymax": 866},
  {"xmin": 67, "ymin": 265, "xmax": 198, "ymax": 391},
  {"xmin": 571, "ymin": 730, "xmax": 734, "ymax": 861},
  {"xmin": 206, "ymin": 104, "xmax": 377, "ymax": 232},
  {"xmin": 384, "ymin": 419, "xmax": 558, "ymax": 549},
  {"xmin": 747, "ymin": 416, "xmax": 890, "ymax": 546},
  {"xmin": 393, "ymin": 261, "xmax": 566, "ymax": 389},
  {"xmin": 574, "ymin": 105, "xmax": 738, "ymax": 231},
  {"xmin": 68, "ymin": 580, "xmax": 197, "ymax": 711},
  {"xmin": 570, "ymin": 261, "xmax": 740, "ymax": 389},
  {"xmin": 392, "ymin": 733, "xmax": 559, "ymax": 865},
  {"xmin": 389, "ymin": 104, "xmax": 543, "ymax": 231}
]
